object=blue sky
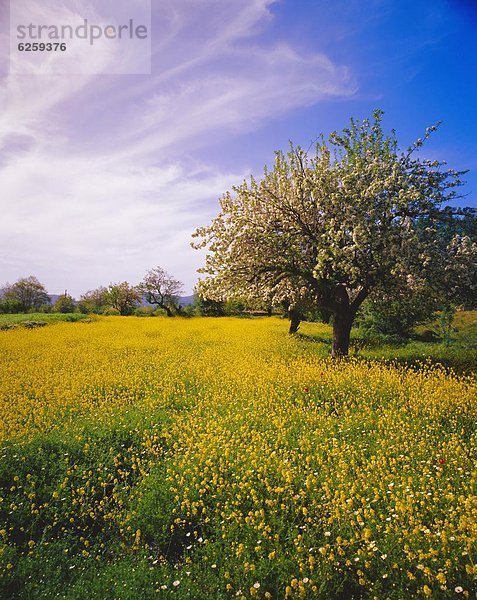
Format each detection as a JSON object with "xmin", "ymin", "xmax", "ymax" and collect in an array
[{"xmin": 0, "ymin": 0, "xmax": 476, "ymax": 296}]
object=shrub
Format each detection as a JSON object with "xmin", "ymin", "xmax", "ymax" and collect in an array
[
  {"xmin": 0, "ymin": 299, "xmax": 22, "ymax": 314},
  {"xmin": 436, "ymin": 305, "xmax": 458, "ymax": 346},
  {"xmin": 53, "ymin": 295, "xmax": 76, "ymax": 314},
  {"xmin": 194, "ymin": 297, "xmax": 225, "ymax": 316},
  {"xmin": 37, "ymin": 303, "xmax": 53, "ymax": 314},
  {"xmin": 359, "ymin": 294, "xmax": 439, "ymax": 339},
  {"xmin": 224, "ymin": 299, "xmax": 246, "ymax": 316},
  {"xmin": 103, "ymin": 307, "xmax": 121, "ymax": 316}
]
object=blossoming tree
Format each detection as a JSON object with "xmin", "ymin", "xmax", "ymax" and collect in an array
[
  {"xmin": 192, "ymin": 111, "xmax": 476, "ymax": 356},
  {"xmin": 139, "ymin": 266, "xmax": 184, "ymax": 317}
]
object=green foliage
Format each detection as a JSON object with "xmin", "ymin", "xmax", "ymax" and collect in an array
[
  {"xmin": 78, "ymin": 287, "xmax": 109, "ymax": 314},
  {"xmin": 53, "ymin": 294, "xmax": 76, "ymax": 314},
  {"xmin": 0, "ymin": 313, "xmax": 88, "ymax": 327},
  {"xmin": 436, "ymin": 305, "xmax": 458, "ymax": 346},
  {"xmin": 103, "ymin": 307, "xmax": 121, "ymax": 316},
  {"xmin": 1, "ymin": 276, "xmax": 50, "ymax": 313},
  {"xmin": 106, "ymin": 282, "xmax": 140, "ymax": 316},
  {"xmin": 37, "ymin": 303, "xmax": 53, "ymax": 314},
  {"xmin": 223, "ymin": 298, "xmax": 246, "ymax": 315},
  {"xmin": 0, "ymin": 409, "xmax": 171, "ymax": 599},
  {"xmin": 359, "ymin": 293, "xmax": 439, "ymax": 339},
  {"xmin": 301, "ymin": 305, "xmax": 333, "ymax": 324},
  {"xmin": 351, "ymin": 310, "xmax": 477, "ymax": 373},
  {"xmin": 194, "ymin": 296, "xmax": 225, "ymax": 316},
  {"xmin": 179, "ymin": 304, "xmax": 197, "ymax": 317},
  {"xmin": 0, "ymin": 298, "xmax": 22, "ymax": 314}
]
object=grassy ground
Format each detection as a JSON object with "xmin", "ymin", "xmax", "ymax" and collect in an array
[
  {"xmin": 295, "ymin": 310, "xmax": 477, "ymax": 374},
  {"xmin": 0, "ymin": 316, "xmax": 475, "ymax": 599},
  {"xmin": 0, "ymin": 313, "xmax": 89, "ymax": 328}
]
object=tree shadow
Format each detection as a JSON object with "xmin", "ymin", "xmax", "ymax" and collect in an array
[
  {"xmin": 295, "ymin": 332, "xmax": 331, "ymax": 346},
  {"xmin": 295, "ymin": 331, "xmax": 476, "ymax": 376}
]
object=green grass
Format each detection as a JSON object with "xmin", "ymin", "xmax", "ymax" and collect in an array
[
  {"xmin": 297, "ymin": 310, "xmax": 477, "ymax": 375},
  {"xmin": 0, "ymin": 313, "xmax": 90, "ymax": 328}
]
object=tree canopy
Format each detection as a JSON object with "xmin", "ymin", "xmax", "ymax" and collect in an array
[
  {"xmin": 106, "ymin": 282, "xmax": 140, "ymax": 316},
  {"xmin": 1, "ymin": 276, "xmax": 50, "ymax": 313},
  {"xmin": 53, "ymin": 294, "xmax": 76, "ymax": 314},
  {"xmin": 193, "ymin": 110, "xmax": 477, "ymax": 356},
  {"xmin": 139, "ymin": 267, "xmax": 183, "ymax": 317}
]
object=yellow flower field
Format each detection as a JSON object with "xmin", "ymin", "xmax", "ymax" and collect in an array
[{"xmin": 0, "ymin": 317, "xmax": 476, "ymax": 598}]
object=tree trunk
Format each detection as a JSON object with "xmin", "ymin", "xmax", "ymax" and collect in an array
[
  {"xmin": 164, "ymin": 305, "xmax": 173, "ymax": 317},
  {"xmin": 332, "ymin": 311, "xmax": 353, "ymax": 357},
  {"xmin": 289, "ymin": 309, "xmax": 301, "ymax": 334}
]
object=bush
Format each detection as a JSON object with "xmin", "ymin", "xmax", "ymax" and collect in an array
[
  {"xmin": 0, "ymin": 299, "xmax": 22, "ymax": 314},
  {"xmin": 53, "ymin": 295, "xmax": 76, "ymax": 314},
  {"xmin": 359, "ymin": 293, "xmax": 439, "ymax": 339},
  {"xmin": 77, "ymin": 301, "xmax": 88, "ymax": 314},
  {"xmin": 180, "ymin": 304, "xmax": 197, "ymax": 317},
  {"xmin": 37, "ymin": 303, "xmax": 53, "ymax": 313},
  {"xmin": 224, "ymin": 299, "xmax": 246, "ymax": 316},
  {"xmin": 194, "ymin": 297, "xmax": 225, "ymax": 317},
  {"xmin": 103, "ymin": 307, "xmax": 121, "ymax": 316},
  {"xmin": 436, "ymin": 305, "xmax": 458, "ymax": 346}
]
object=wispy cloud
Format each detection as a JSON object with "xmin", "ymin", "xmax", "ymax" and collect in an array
[{"xmin": 0, "ymin": 0, "xmax": 356, "ymax": 295}]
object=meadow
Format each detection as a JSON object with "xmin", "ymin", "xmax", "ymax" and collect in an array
[
  {"xmin": 0, "ymin": 313, "xmax": 89, "ymax": 329},
  {"xmin": 0, "ymin": 316, "xmax": 476, "ymax": 599}
]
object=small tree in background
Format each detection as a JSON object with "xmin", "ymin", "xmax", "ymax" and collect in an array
[
  {"xmin": 106, "ymin": 282, "xmax": 140, "ymax": 316},
  {"xmin": 139, "ymin": 267, "xmax": 183, "ymax": 317},
  {"xmin": 359, "ymin": 292, "xmax": 440, "ymax": 340},
  {"xmin": 53, "ymin": 294, "xmax": 76, "ymax": 314},
  {"xmin": 1, "ymin": 276, "xmax": 50, "ymax": 313},
  {"xmin": 0, "ymin": 296, "xmax": 22, "ymax": 314},
  {"xmin": 78, "ymin": 287, "xmax": 109, "ymax": 314},
  {"xmin": 192, "ymin": 295, "xmax": 225, "ymax": 317},
  {"xmin": 362, "ymin": 208, "xmax": 477, "ymax": 336}
]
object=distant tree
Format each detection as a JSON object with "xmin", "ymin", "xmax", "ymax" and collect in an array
[
  {"xmin": 53, "ymin": 293, "xmax": 76, "ymax": 314},
  {"xmin": 193, "ymin": 111, "xmax": 477, "ymax": 356},
  {"xmin": 360, "ymin": 207, "xmax": 477, "ymax": 335},
  {"xmin": 0, "ymin": 296, "xmax": 22, "ymax": 314},
  {"xmin": 224, "ymin": 298, "xmax": 247, "ymax": 316},
  {"xmin": 106, "ymin": 282, "xmax": 140, "ymax": 316},
  {"xmin": 138, "ymin": 267, "xmax": 183, "ymax": 317},
  {"xmin": 2, "ymin": 276, "xmax": 50, "ymax": 313},
  {"xmin": 416, "ymin": 206, "xmax": 477, "ymax": 309},
  {"xmin": 443, "ymin": 233, "xmax": 477, "ymax": 309},
  {"xmin": 103, "ymin": 307, "xmax": 121, "ymax": 316},
  {"xmin": 190, "ymin": 295, "xmax": 223, "ymax": 316},
  {"xmin": 78, "ymin": 287, "xmax": 108, "ymax": 314},
  {"xmin": 416, "ymin": 206, "xmax": 477, "ymax": 244},
  {"xmin": 360, "ymin": 291, "xmax": 441, "ymax": 339}
]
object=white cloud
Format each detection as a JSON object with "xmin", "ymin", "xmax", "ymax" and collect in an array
[
  {"xmin": 0, "ymin": 148, "xmax": 242, "ymax": 295},
  {"xmin": 0, "ymin": 0, "xmax": 357, "ymax": 296}
]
